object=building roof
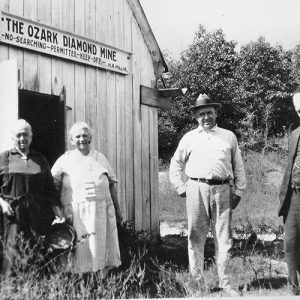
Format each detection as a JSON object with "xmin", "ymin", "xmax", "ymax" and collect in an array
[{"xmin": 127, "ymin": 0, "xmax": 168, "ymax": 79}]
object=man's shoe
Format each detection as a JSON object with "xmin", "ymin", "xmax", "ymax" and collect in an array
[
  {"xmin": 223, "ymin": 286, "xmax": 240, "ymax": 297},
  {"xmin": 292, "ymin": 287, "xmax": 300, "ymax": 295}
]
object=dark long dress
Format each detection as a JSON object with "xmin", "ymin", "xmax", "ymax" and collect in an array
[{"xmin": 0, "ymin": 148, "xmax": 60, "ymax": 275}]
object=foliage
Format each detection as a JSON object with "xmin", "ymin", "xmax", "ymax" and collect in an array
[
  {"xmin": 291, "ymin": 44, "xmax": 300, "ymax": 87},
  {"xmin": 234, "ymin": 37, "xmax": 298, "ymax": 142},
  {"xmin": 158, "ymin": 26, "xmax": 299, "ymax": 161}
]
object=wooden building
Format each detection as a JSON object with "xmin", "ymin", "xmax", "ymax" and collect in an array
[{"xmin": 0, "ymin": 0, "xmax": 168, "ymax": 235}]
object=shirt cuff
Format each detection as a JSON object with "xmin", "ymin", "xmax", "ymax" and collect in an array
[
  {"xmin": 176, "ymin": 185, "xmax": 186, "ymax": 196},
  {"xmin": 233, "ymin": 188, "xmax": 244, "ymax": 198}
]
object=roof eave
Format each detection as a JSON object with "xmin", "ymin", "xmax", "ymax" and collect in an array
[{"xmin": 127, "ymin": 0, "xmax": 168, "ymax": 80}]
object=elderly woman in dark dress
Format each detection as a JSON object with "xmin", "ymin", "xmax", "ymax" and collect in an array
[{"xmin": 0, "ymin": 119, "xmax": 63, "ymax": 276}]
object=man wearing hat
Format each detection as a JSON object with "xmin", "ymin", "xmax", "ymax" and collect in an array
[{"xmin": 169, "ymin": 94, "xmax": 246, "ymax": 296}]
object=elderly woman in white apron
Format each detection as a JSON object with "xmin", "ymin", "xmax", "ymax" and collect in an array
[{"xmin": 51, "ymin": 122, "xmax": 122, "ymax": 276}]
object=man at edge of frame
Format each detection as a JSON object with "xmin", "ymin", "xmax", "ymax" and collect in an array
[{"xmin": 279, "ymin": 91, "xmax": 300, "ymax": 296}]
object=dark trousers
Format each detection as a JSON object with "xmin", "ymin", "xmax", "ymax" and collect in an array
[{"xmin": 284, "ymin": 188, "xmax": 300, "ymax": 290}]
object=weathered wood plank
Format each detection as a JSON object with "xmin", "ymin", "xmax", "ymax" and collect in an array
[
  {"xmin": 124, "ymin": 74, "xmax": 134, "ymax": 220},
  {"xmin": 85, "ymin": 68, "xmax": 97, "ymax": 142},
  {"xmin": 37, "ymin": 0, "xmax": 51, "ymax": 25},
  {"xmin": 0, "ymin": 45, "xmax": 9, "ymax": 63},
  {"xmin": 6, "ymin": 0, "xmax": 24, "ymax": 89},
  {"xmin": 62, "ymin": 0, "xmax": 75, "ymax": 149},
  {"xmin": 0, "ymin": 0, "xmax": 10, "ymax": 11},
  {"xmin": 96, "ymin": 69, "xmax": 108, "ymax": 156},
  {"xmin": 74, "ymin": 0, "xmax": 86, "ymax": 122},
  {"xmin": 108, "ymin": 0, "xmax": 116, "ymax": 47},
  {"xmin": 62, "ymin": 61, "xmax": 75, "ymax": 150},
  {"xmin": 123, "ymin": 2, "xmax": 134, "ymax": 220},
  {"xmin": 116, "ymin": 74, "xmax": 126, "ymax": 218},
  {"xmin": 85, "ymin": 0, "xmax": 97, "ymax": 146},
  {"xmin": 85, "ymin": 0, "xmax": 96, "ymax": 39},
  {"xmin": 141, "ymin": 104, "xmax": 150, "ymax": 230},
  {"xmin": 62, "ymin": 0, "xmax": 75, "ymax": 32},
  {"xmin": 74, "ymin": 65, "xmax": 86, "ymax": 121},
  {"xmin": 150, "ymin": 106, "xmax": 159, "ymax": 236},
  {"xmin": 106, "ymin": 71, "xmax": 117, "ymax": 171},
  {"xmin": 95, "ymin": 0, "xmax": 107, "ymax": 44},
  {"xmin": 23, "ymin": 0, "xmax": 39, "ymax": 91},
  {"xmin": 7, "ymin": 0, "xmax": 24, "ymax": 15},
  {"xmin": 141, "ymin": 42, "xmax": 151, "ymax": 231},
  {"xmin": 132, "ymin": 18, "xmax": 143, "ymax": 230},
  {"xmin": 146, "ymin": 45, "xmax": 160, "ymax": 236},
  {"xmin": 9, "ymin": 0, "xmax": 24, "ymax": 89},
  {"xmin": 51, "ymin": 0, "xmax": 64, "ymax": 96},
  {"xmin": 37, "ymin": 0, "xmax": 51, "ymax": 94},
  {"xmin": 114, "ymin": 0, "xmax": 125, "ymax": 217},
  {"xmin": 75, "ymin": 0, "xmax": 85, "ymax": 36},
  {"xmin": 114, "ymin": 0, "xmax": 124, "ymax": 49},
  {"xmin": 95, "ymin": 0, "xmax": 108, "ymax": 156}
]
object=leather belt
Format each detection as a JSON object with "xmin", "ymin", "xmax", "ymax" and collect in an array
[{"xmin": 190, "ymin": 178, "xmax": 229, "ymax": 185}]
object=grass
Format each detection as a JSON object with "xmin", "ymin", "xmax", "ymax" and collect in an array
[
  {"xmin": 233, "ymin": 150, "xmax": 286, "ymax": 233},
  {"xmin": 0, "ymin": 226, "xmax": 289, "ymax": 298},
  {"xmin": 0, "ymin": 150, "xmax": 293, "ymax": 298}
]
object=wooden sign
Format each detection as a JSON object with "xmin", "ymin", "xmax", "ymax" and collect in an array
[
  {"xmin": 0, "ymin": 10, "xmax": 132, "ymax": 75},
  {"xmin": 140, "ymin": 85, "xmax": 171, "ymax": 110}
]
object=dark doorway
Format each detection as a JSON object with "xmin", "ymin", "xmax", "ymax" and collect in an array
[{"xmin": 18, "ymin": 90, "xmax": 65, "ymax": 167}]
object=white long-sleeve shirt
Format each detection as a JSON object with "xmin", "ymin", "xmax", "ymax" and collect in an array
[{"xmin": 169, "ymin": 125, "xmax": 246, "ymax": 197}]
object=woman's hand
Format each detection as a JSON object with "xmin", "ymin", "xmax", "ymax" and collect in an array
[
  {"xmin": 51, "ymin": 215, "xmax": 66, "ymax": 225},
  {"xmin": 51, "ymin": 205, "xmax": 66, "ymax": 224},
  {"xmin": 0, "ymin": 197, "xmax": 14, "ymax": 216}
]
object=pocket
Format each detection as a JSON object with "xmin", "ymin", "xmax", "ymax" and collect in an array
[{"xmin": 83, "ymin": 181, "xmax": 97, "ymax": 201}]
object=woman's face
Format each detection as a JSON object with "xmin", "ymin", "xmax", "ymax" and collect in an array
[
  {"xmin": 71, "ymin": 128, "xmax": 91, "ymax": 154},
  {"xmin": 13, "ymin": 127, "xmax": 32, "ymax": 153}
]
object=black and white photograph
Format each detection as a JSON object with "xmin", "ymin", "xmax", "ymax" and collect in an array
[{"xmin": 0, "ymin": 0, "xmax": 300, "ymax": 298}]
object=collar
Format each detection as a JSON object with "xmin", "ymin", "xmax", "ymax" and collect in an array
[
  {"xmin": 197, "ymin": 124, "xmax": 218, "ymax": 132},
  {"xmin": 10, "ymin": 147, "xmax": 32, "ymax": 157}
]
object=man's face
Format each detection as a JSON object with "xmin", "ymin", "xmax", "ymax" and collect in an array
[
  {"xmin": 195, "ymin": 106, "xmax": 217, "ymax": 130},
  {"xmin": 13, "ymin": 128, "xmax": 32, "ymax": 153}
]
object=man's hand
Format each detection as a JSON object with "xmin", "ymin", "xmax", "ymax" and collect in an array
[
  {"xmin": 0, "ymin": 198, "xmax": 14, "ymax": 216},
  {"xmin": 231, "ymin": 194, "xmax": 241, "ymax": 209},
  {"xmin": 179, "ymin": 191, "xmax": 186, "ymax": 198}
]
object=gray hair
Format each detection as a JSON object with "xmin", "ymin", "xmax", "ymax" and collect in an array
[
  {"xmin": 11, "ymin": 119, "xmax": 32, "ymax": 136},
  {"xmin": 69, "ymin": 122, "xmax": 93, "ymax": 139}
]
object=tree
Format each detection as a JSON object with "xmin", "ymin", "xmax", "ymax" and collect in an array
[
  {"xmin": 291, "ymin": 44, "xmax": 300, "ymax": 89},
  {"xmin": 234, "ymin": 37, "xmax": 298, "ymax": 145}
]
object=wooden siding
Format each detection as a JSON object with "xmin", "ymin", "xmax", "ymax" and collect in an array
[{"xmin": 0, "ymin": 0, "xmax": 161, "ymax": 234}]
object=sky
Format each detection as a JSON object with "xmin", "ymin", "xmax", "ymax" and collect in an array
[{"xmin": 139, "ymin": 0, "xmax": 300, "ymax": 59}]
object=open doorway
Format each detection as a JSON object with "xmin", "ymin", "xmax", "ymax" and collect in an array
[{"xmin": 18, "ymin": 90, "xmax": 65, "ymax": 167}]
